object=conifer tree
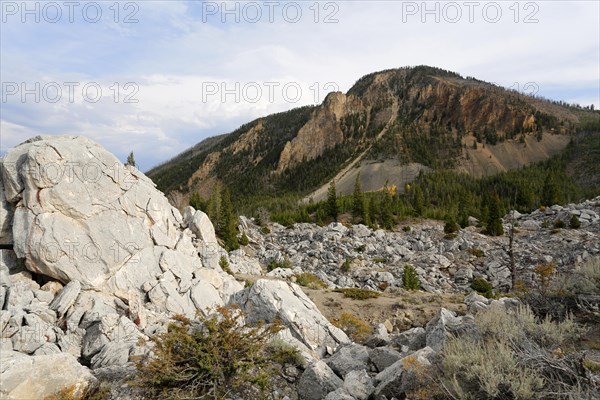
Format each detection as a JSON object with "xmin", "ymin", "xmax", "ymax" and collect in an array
[
  {"xmin": 380, "ymin": 182, "xmax": 394, "ymax": 229},
  {"xmin": 125, "ymin": 151, "xmax": 136, "ymax": 167},
  {"xmin": 219, "ymin": 187, "xmax": 239, "ymax": 251},
  {"xmin": 352, "ymin": 174, "xmax": 365, "ymax": 223},
  {"xmin": 326, "ymin": 180, "xmax": 339, "ymax": 222},
  {"xmin": 208, "ymin": 182, "xmax": 222, "ymax": 229},
  {"xmin": 486, "ymin": 192, "xmax": 504, "ymax": 236}
]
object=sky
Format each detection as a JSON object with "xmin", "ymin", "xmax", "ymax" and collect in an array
[{"xmin": 1, "ymin": 0, "xmax": 599, "ymax": 171}]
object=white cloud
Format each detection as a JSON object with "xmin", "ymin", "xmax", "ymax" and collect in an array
[{"xmin": 1, "ymin": 0, "xmax": 598, "ymax": 170}]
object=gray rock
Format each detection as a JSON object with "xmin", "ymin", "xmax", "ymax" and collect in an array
[
  {"xmin": 324, "ymin": 388, "xmax": 355, "ymax": 400},
  {"xmin": 49, "ymin": 280, "xmax": 81, "ymax": 316},
  {"xmin": 148, "ymin": 271, "xmax": 196, "ymax": 317},
  {"xmin": 33, "ymin": 342, "xmax": 62, "ymax": 356},
  {"xmin": 0, "ymin": 351, "xmax": 96, "ymax": 399},
  {"xmin": 4, "ymin": 281, "xmax": 36, "ymax": 312},
  {"xmin": 373, "ymin": 347, "xmax": 435, "ymax": 399},
  {"xmin": 232, "ymin": 279, "xmax": 349, "ymax": 358},
  {"xmin": 5, "ymin": 136, "xmax": 192, "ymax": 297},
  {"xmin": 297, "ymin": 360, "xmax": 344, "ymax": 400},
  {"xmin": 364, "ymin": 323, "xmax": 391, "ymax": 348},
  {"xmin": 342, "ymin": 369, "xmax": 374, "ymax": 400},
  {"xmin": 325, "ymin": 343, "xmax": 370, "ymax": 378},
  {"xmin": 425, "ymin": 308, "xmax": 469, "ymax": 352},
  {"xmin": 394, "ymin": 327, "xmax": 426, "ymax": 351},
  {"xmin": 183, "ymin": 207, "xmax": 218, "ymax": 245},
  {"xmin": 90, "ymin": 341, "xmax": 133, "ymax": 369},
  {"xmin": 369, "ymin": 347, "xmax": 403, "ymax": 372}
]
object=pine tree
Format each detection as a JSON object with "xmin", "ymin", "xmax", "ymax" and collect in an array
[
  {"xmin": 368, "ymin": 196, "xmax": 380, "ymax": 228},
  {"xmin": 541, "ymin": 172, "xmax": 561, "ymax": 207},
  {"xmin": 380, "ymin": 183, "xmax": 394, "ymax": 229},
  {"xmin": 486, "ymin": 192, "xmax": 504, "ymax": 236},
  {"xmin": 219, "ymin": 187, "xmax": 239, "ymax": 251},
  {"xmin": 326, "ymin": 180, "xmax": 339, "ymax": 222},
  {"xmin": 125, "ymin": 151, "xmax": 136, "ymax": 167},
  {"xmin": 412, "ymin": 186, "xmax": 424, "ymax": 216},
  {"xmin": 352, "ymin": 174, "xmax": 365, "ymax": 223},
  {"xmin": 208, "ymin": 182, "xmax": 222, "ymax": 229},
  {"xmin": 458, "ymin": 191, "xmax": 470, "ymax": 228}
]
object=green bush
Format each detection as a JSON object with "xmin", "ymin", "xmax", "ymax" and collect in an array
[
  {"xmin": 402, "ymin": 225, "xmax": 412, "ymax": 232},
  {"xmin": 468, "ymin": 248, "xmax": 485, "ymax": 257},
  {"xmin": 295, "ymin": 273, "xmax": 327, "ymax": 289},
  {"xmin": 334, "ymin": 288, "xmax": 381, "ymax": 300},
  {"xmin": 135, "ymin": 307, "xmax": 282, "ymax": 399},
  {"xmin": 471, "ymin": 277, "xmax": 494, "ymax": 298},
  {"xmin": 373, "ymin": 257, "xmax": 387, "ymax": 263},
  {"xmin": 332, "ymin": 312, "xmax": 372, "ymax": 342},
  {"xmin": 240, "ymin": 232, "xmax": 249, "ymax": 245},
  {"xmin": 219, "ymin": 256, "xmax": 233, "ymax": 276},
  {"xmin": 267, "ymin": 258, "xmax": 292, "ymax": 272},
  {"xmin": 553, "ymin": 219, "xmax": 566, "ymax": 229},
  {"xmin": 438, "ymin": 305, "xmax": 589, "ymax": 400},
  {"xmin": 402, "ymin": 264, "xmax": 420, "ymax": 291},
  {"xmin": 341, "ymin": 258, "xmax": 352, "ymax": 272},
  {"xmin": 265, "ymin": 339, "xmax": 305, "ymax": 368},
  {"xmin": 569, "ymin": 214, "xmax": 581, "ymax": 229},
  {"xmin": 444, "ymin": 219, "xmax": 459, "ymax": 234}
]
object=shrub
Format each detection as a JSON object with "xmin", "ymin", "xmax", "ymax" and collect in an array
[
  {"xmin": 341, "ymin": 258, "xmax": 352, "ymax": 272},
  {"xmin": 471, "ymin": 277, "xmax": 493, "ymax": 298},
  {"xmin": 295, "ymin": 273, "xmax": 327, "ymax": 289},
  {"xmin": 569, "ymin": 214, "xmax": 581, "ymax": 229},
  {"xmin": 437, "ymin": 305, "xmax": 589, "ymax": 400},
  {"xmin": 402, "ymin": 264, "xmax": 420, "ymax": 291},
  {"xmin": 444, "ymin": 219, "xmax": 459, "ymax": 234},
  {"xmin": 334, "ymin": 288, "xmax": 381, "ymax": 300},
  {"xmin": 240, "ymin": 232, "xmax": 249, "ymax": 245},
  {"xmin": 267, "ymin": 257, "xmax": 292, "ymax": 272},
  {"xmin": 135, "ymin": 306, "xmax": 282, "ymax": 399},
  {"xmin": 525, "ymin": 257, "xmax": 600, "ymax": 322},
  {"xmin": 265, "ymin": 338, "xmax": 306, "ymax": 368},
  {"xmin": 261, "ymin": 226, "xmax": 271, "ymax": 234},
  {"xmin": 402, "ymin": 226, "xmax": 412, "ymax": 232},
  {"xmin": 373, "ymin": 257, "xmax": 387, "ymax": 263},
  {"xmin": 332, "ymin": 312, "xmax": 372, "ymax": 342},
  {"xmin": 219, "ymin": 256, "xmax": 233, "ymax": 276},
  {"xmin": 553, "ymin": 219, "xmax": 566, "ymax": 229},
  {"xmin": 355, "ymin": 244, "xmax": 366, "ymax": 252},
  {"xmin": 468, "ymin": 247, "xmax": 485, "ymax": 257}
]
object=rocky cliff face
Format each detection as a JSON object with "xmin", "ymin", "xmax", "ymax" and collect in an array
[{"xmin": 148, "ymin": 66, "xmax": 596, "ymax": 201}]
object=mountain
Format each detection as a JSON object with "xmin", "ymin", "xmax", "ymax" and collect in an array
[{"xmin": 147, "ymin": 66, "xmax": 599, "ymax": 204}]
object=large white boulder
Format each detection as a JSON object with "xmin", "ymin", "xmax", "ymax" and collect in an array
[
  {"xmin": 231, "ymin": 279, "xmax": 349, "ymax": 358},
  {"xmin": 1, "ymin": 136, "xmax": 240, "ymax": 309}
]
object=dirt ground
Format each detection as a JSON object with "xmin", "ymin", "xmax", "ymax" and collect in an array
[{"xmin": 302, "ymin": 287, "xmax": 466, "ymax": 333}]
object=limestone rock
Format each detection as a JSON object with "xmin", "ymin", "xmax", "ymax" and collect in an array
[
  {"xmin": 297, "ymin": 360, "xmax": 344, "ymax": 400},
  {"xmin": 324, "ymin": 343, "xmax": 370, "ymax": 378},
  {"xmin": 0, "ymin": 351, "xmax": 95, "ymax": 399},
  {"xmin": 232, "ymin": 279, "xmax": 350, "ymax": 358},
  {"xmin": 49, "ymin": 280, "xmax": 81, "ymax": 317}
]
